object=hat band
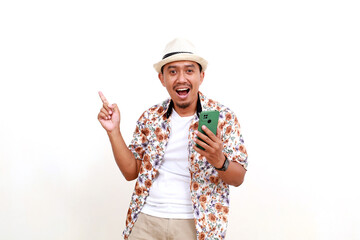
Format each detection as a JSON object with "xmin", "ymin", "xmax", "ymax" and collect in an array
[{"xmin": 162, "ymin": 51, "xmax": 193, "ymax": 59}]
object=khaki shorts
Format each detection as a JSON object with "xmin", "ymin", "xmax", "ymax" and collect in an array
[{"xmin": 128, "ymin": 213, "xmax": 197, "ymax": 240}]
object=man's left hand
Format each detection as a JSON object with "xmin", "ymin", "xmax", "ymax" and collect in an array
[{"xmin": 194, "ymin": 126, "xmax": 226, "ymax": 169}]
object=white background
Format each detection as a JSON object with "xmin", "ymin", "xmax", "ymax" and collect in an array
[{"xmin": 1, "ymin": 0, "xmax": 359, "ymax": 239}]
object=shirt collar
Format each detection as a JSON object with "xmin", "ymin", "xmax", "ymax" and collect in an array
[{"xmin": 165, "ymin": 92, "xmax": 203, "ymax": 119}]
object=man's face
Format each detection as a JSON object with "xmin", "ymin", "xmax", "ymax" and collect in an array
[{"xmin": 159, "ymin": 61, "xmax": 204, "ymax": 114}]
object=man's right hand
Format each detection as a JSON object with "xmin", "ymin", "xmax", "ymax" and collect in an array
[
  {"xmin": 97, "ymin": 91, "xmax": 120, "ymax": 133},
  {"xmin": 97, "ymin": 91, "xmax": 140, "ymax": 180}
]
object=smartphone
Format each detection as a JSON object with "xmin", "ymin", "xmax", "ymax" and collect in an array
[{"xmin": 196, "ymin": 110, "xmax": 220, "ymax": 150}]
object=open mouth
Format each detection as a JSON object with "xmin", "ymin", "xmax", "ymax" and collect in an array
[{"xmin": 176, "ymin": 88, "xmax": 190, "ymax": 97}]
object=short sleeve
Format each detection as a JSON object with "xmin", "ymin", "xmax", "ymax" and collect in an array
[
  {"xmin": 128, "ymin": 114, "xmax": 148, "ymax": 161},
  {"xmin": 221, "ymin": 112, "xmax": 248, "ymax": 170}
]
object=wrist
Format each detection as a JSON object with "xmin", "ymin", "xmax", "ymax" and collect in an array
[
  {"xmin": 107, "ymin": 128, "xmax": 121, "ymax": 138},
  {"xmin": 214, "ymin": 155, "xmax": 226, "ymax": 168},
  {"xmin": 214, "ymin": 155, "xmax": 229, "ymax": 171}
]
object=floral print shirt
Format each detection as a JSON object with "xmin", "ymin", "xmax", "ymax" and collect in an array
[{"xmin": 123, "ymin": 92, "xmax": 248, "ymax": 240}]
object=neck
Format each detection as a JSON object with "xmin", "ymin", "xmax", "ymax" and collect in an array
[{"xmin": 173, "ymin": 101, "xmax": 197, "ymax": 117}]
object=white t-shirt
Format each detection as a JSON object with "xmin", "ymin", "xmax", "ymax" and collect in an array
[{"xmin": 141, "ymin": 110, "xmax": 194, "ymax": 219}]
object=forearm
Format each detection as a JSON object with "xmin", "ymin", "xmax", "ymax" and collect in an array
[
  {"xmin": 107, "ymin": 129, "xmax": 139, "ymax": 181},
  {"xmin": 216, "ymin": 160, "xmax": 246, "ymax": 187}
]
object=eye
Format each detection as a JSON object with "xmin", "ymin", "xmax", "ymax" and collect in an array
[{"xmin": 170, "ymin": 70, "xmax": 177, "ymax": 74}]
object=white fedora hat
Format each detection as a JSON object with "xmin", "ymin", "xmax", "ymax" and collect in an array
[{"xmin": 153, "ymin": 38, "xmax": 208, "ymax": 73}]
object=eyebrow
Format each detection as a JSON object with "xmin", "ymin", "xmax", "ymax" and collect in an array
[{"xmin": 166, "ymin": 64, "xmax": 196, "ymax": 69}]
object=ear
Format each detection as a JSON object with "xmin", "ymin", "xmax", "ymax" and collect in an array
[
  {"xmin": 158, "ymin": 73, "xmax": 166, "ymax": 87},
  {"xmin": 199, "ymin": 71, "xmax": 205, "ymax": 86}
]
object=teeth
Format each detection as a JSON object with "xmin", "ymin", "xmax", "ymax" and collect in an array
[{"xmin": 177, "ymin": 88, "xmax": 188, "ymax": 91}]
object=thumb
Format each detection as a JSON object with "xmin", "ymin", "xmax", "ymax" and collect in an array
[
  {"xmin": 216, "ymin": 127, "xmax": 222, "ymax": 138},
  {"xmin": 109, "ymin": 103, "xmax": 119, "ymax": 114}
]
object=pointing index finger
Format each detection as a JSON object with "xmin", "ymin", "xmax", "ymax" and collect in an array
[{"xmin": 98, "ymin": 91, "xmax": 109, "ymax": 105}]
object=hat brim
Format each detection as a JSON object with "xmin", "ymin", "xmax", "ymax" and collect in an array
[{"xmin": 153, "ymin": 53, "xmax": 208, "ymax": 73}]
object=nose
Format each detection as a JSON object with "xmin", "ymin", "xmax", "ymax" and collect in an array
[{"xmin": 177, "ymin": 70, "xmax": 187, "ymax": 83}]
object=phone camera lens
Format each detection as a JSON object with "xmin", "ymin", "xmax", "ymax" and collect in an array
[{"xmin": 208, "ymin": 120, "xmax": 211, "ymax": 124}]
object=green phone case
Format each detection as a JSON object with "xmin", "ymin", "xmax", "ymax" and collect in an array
[{"xmin": 196, "ymin": 110, "xmax": 220, "ymax": 150}]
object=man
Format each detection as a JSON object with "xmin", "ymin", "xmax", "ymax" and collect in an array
[{"xmin": 97, "ymin": 38, "xmax": 248, "ymax": 240}]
